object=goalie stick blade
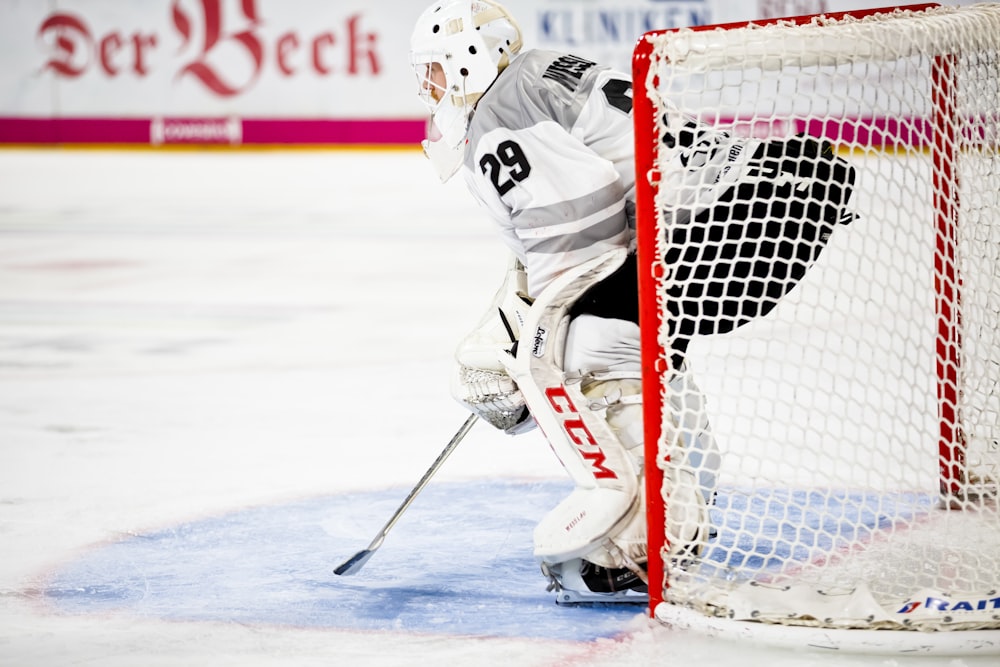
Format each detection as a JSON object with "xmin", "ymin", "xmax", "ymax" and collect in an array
[{"xmin": 333, "ymin": 548, "xmax": 375, "ymax": 576}]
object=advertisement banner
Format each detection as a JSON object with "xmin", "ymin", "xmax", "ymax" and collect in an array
[
  {"xmin": 0, "ymin": 0, "xmax": 986, "ymax": 145},
  {"xmin": 0, "ymin": 0, "xmax": 427, "ymax": 144}
]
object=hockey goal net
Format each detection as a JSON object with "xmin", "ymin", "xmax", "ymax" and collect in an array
[{"xmin": 633, "ymin": 2, "xmax": 1000, "ymax": 647}]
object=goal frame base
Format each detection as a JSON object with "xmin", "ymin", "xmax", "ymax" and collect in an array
[{"xmin": 655, "ymin": 603, "xmax": 1000, "ymax": 656}]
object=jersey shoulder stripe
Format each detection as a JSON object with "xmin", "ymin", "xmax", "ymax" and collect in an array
[{"xmin": 466, "ymin": 49, "xmax": 609, "ymax": 152}]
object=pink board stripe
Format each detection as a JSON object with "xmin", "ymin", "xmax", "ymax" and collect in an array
[
  {"xmin": 0, "ymin": 117, "xmax": 426, "ymax": 146},
  {"xmin": 243, "ymin": 119, "xmax": 425, "ymax": 144},
  {"xmin": 0, "ymin": 116, "xmax": 949, "ymax": 149},
  {"xmin": 0, "ymin": 118, "xmax": 151, "ymax": 144},
  {"xmin": 798, "ymin": 117, "xmax": 934, "ymax": 149}
]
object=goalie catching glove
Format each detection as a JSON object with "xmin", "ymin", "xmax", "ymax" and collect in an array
[{"xmin": 450, "ymin": 256, "xmax": 536, "ymax": 434}]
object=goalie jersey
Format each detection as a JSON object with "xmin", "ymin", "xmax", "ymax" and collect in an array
[{"xmin": 462, "ymin": 49, "xmax": 762, "ymax": 299}]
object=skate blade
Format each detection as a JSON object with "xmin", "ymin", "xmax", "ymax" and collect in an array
[{"xmin": 553, "ymin": 588, "xmax": 649, "ymax": 606}]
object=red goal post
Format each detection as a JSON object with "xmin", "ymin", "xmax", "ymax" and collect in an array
[{"xmin": 632, "ymin": 2, "xmax": 1000, "ymax": 649}]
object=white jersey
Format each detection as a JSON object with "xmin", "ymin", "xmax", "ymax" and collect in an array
[
  {"xmin": 462, "ymin": 49, "xmax": 763, "ymax": 299},
  {"xmin": 462, "ymin": 50, "xmax": 636, "ymax": 298}
]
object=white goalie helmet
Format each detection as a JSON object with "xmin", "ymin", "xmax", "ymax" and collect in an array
[{"xmin": 409, "ymin": 0, "xmax": 523, "ymax": 181}]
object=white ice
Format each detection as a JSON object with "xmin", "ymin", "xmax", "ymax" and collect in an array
[{"xmin": 0, "ymin": 149, "xmax": 995, "ymax": 666}]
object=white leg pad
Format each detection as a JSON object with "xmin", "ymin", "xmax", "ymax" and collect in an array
[
  {"xmin": 533, "ymin": 486, "xmax": 639, "ymax": 562},
  {"xmin": 504, "ymin": 249, "xmax": 642, "ymax": 563},
  {"xmin": 508, "ymin": 248, "xmax": 721, "ymax": 571}
]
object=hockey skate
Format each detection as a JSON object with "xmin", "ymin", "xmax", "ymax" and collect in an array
[
  {"xmin": 541, "ymin": 558, "xmax": 649, "ymax": 605},
  {"xmin": 540, "ymin": 476, "xmax": 716, "ymax": 606}
]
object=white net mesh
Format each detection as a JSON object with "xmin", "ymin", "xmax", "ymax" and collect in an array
[{"xmin": 637, "ymin": 4, "xmax": 1000, "ymax": 632}]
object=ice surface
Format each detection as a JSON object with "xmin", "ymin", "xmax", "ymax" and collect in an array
[{"xmin": 1, "ymin": 149, "xmax": 996, "ymax": 666}]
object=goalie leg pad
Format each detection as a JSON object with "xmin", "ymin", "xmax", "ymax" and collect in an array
[
  {"xmin": 565, "ymin": 315, "xmax": 721, "ymax": 569},
  {"xmin": 533, "ymin": 487, "xmax": 640, "ymax": 563},
  {"xmin": 503, "ymin": 250, "xmax": 642, "ymax": 563},
  {"xmin": 661, "ymin": 370, "xmax": 722, "ymax": 561},
  {"xmin": 576, "ymin": 366, "xmax": 648, "ymax": 570},
  {"xmin": 663, "ymin": 369, "xmax": 721, "ymax": 506},
  {"xmin": 569, "ymin": 350, "xmax": 721, "ymax": 569},
  {"xmin": 508, "ymin": 249, "xmax": 722, "ymax": 576}
]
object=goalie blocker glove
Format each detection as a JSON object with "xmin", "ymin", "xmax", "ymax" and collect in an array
[{"xmin": 450, "ymin": 256, "xmax": 536, "ymax": 434}]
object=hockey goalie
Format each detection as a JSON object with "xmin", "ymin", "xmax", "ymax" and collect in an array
[{"xmin": 409, "ymin": 0, "xmax": 857, "ymax": 602}]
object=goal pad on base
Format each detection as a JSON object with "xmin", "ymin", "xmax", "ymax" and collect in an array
[{"xmin": 632, "ymin": 3, "xmax": 1000, "ymax": 653}]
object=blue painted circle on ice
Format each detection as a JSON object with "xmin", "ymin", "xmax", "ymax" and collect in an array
[{"xmin": 42, "ymin": 480, "xmax": 644, "ymax": 641}]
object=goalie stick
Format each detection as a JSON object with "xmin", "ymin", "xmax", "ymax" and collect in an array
[{"xmin": 333, "ymin": 413, "xmax": 479, "ymax": 576}]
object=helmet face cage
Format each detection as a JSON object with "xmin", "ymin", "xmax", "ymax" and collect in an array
[
  {"xmin": 409, "ymin": 0, "xmax": 522, "ymax": 149},
  {"xmin": 414, "ymin": 62, "xmax": 448, "ymax": 116}
]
